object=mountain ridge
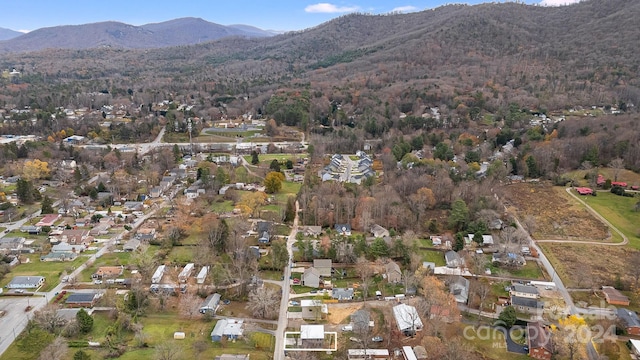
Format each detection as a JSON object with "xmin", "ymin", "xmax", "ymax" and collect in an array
[{"xmin": 0, "ymin": 17, "xmax": 273, "ymax": 52}]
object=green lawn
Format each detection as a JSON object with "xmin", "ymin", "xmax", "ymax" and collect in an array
[
  {"xmin": 79, "ymin": 252, "xmax": 131, "ymax": 282},
  {"xmin": 580, "ymin": 192, "xmax": 640, "ymax": 248},
  {"xmin": 462, "ymin": 326, "xmax": 530, "ymax": 360},
  {"xmin": 488, "ymin": 258, "xmax": 546, "ymax": 280},
  {"xmin": 419, "ymin": 249, "xmax": 446, "ymax": 266},
  {"xmin": 168, "ymin": 246, "xmax": 196, "ymax": 264},
  {"xmin": 211, "ymin": 200, "xmax": 235, "ymax": 213},
  {"xmin": 0, "ymin": 254, "xmax": 86, "ymax": 291}
]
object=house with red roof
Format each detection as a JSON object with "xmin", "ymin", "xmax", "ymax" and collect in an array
[
  {"xmin": 36, "ymin": 214, "xmax": 60, "ymax": 227},
  {"xmin": 575, "ymin": 187, "xmax": 593, "ymax": 195}
]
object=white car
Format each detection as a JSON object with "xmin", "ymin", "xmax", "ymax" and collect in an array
[{"xmin": 94, "ymin": 280, "xmax": 103, "ymax": 285}]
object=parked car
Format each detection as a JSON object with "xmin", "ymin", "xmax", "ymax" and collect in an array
[
  {"xmin": 341, "ymin": 325, "xmax": 353, "ymax": 331},
  {"xmin": 349, "ymin": 337, "xmax": 362, "ymax": 343},
  {"xmin": 93, "ymin": 280, "xmax": 103, "ymax": 285},
  {"xmin": 309, "ymin": 289, "xmax": 318, "ymax": 294},
  {"xmin": 289, "ymin": 301, "xmax": 300, "ymax": 306},
  {"xmin": 371, "ymin": 336, "xmax": 383, "ymax": 342}
]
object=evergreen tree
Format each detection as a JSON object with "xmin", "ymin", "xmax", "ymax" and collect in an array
[
  {"xmin": 284, "ymin": 196, "xmax": 296, "ymax": 223},
  {"xmin": 16, "ymin": 179, "xmax": 34, "ymax": 204},
  {"xmin": 269, "ymin": 159, "xmax": 281, "ymax": 172},
  {"xmin": 41, "ymin": 195, "xmax": 54, "ymax": 214},
  {"xmin": 76, "ymin": 308, "xmax": 94, "ymax": 333},
  {"xmin": 251, "ymin": 151, "xmax": 259, "ymax": 165}
]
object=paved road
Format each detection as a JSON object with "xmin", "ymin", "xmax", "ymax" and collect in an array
[
  {"xmin": 273, "ymin": 201, "xmax": 299, "ymax": 360},
  {"xmin": 0, "ymin": 199, "xmax": 166, "ymax": 358}
]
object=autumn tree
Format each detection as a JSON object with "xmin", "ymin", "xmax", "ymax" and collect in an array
[
  {"xmin": 408, "ymin": 187, "xmax": 436, "ymax": 224},
  {"xmin": 553, "ymin": 315, "xmax": 589, "ymax": 360},
  {"xmin": 238, "ymin": 191, "xmax": 268, "ymax": 217},
  {"xmin": 264, "ymin": 171, "xmax": 285, "ymax": 194},
  {"xmin": 23, "ymin": 159, "xmax": 50, "ymax": 181}
]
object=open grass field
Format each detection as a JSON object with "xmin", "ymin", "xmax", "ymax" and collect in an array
[
  {"xmin": 540, "ymin": 243, "xmax": 634, "ymax": 289},
  {"xmin": 461, "ymin": 325, "xmax": 530, "ymax": 360},
  {"xmin": 0, "ymin": 254, "xmax": 86, "ymax": 291},
  {"xmin": 579, "ymin": 192, "xmax": 640, "ymax": 248},
  {"xmin": 78, "ymin": 251, "xmax": 131, "ymax": 282},
  {"xmin": 488, "ymin": 260, "xmax": 547, "ymax": 280},
  {"xmin": 564, "ymin": 168, "xmax": 640, "ymax": 188},
  {"xmin": 501, "ymin": 183, "xmax": 610, "ymax": 241}
]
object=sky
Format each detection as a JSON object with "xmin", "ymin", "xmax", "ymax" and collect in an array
[{"xmin": 3, "ymin": 0, "xmax": 583, "ymax": 33}]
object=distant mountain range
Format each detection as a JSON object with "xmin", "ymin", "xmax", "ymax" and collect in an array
[
  {"xmin": 0, "ymin": 17, "xmax": 274, "ymax": 52},
  {"xmin": 0, "ymin": 27, "xmax": 22, "ymax": 41}
]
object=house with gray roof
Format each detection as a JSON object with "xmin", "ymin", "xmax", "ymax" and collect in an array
[
  {"xmin": 332, "ymin": 288, "xmax": 354, "ymax": 301},
  {"xmin": 302, "ymin": 267, "xmax": 321, "ymax": 288},
  {"xmin": 617, "ymin": 308, "xmax": 640, "ymax": 336},
  {"xmin": 199, "ymin": 293, "xmax": 221, "ymax": 314},
  {"xmin": 445, "ymin": 251, "xmax": 464, "ymax": 268},
  {"xmin": 7, "ymin": 276, "xmax": 45, "ymax": 289},
  {"xmin": 450, "ymin": 276, "xmax": 469, "ymax": 304}
]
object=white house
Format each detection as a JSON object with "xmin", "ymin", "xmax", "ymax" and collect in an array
[
  {"xmin": 179, "ymin": 263, "xmax": 194, "ymax": 283},
  {"xmin": 393, "ymin": 303, "xmax": 423, "ymax": 335},
  {"xmin": 197, "ymin": 266, "xmax": 209, "ymax": 284},
  {"xmin": 152, "ymin": 265, "xmax": 165, "ymax": 284}
]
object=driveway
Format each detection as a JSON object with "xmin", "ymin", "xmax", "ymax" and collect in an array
[{"xmin": 495, "ymin": 326, "xmax": 528, "ymax": 354}]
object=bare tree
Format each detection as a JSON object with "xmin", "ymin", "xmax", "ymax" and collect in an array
[
  {"xmin": 247, "ymin": 286, "xmax": 281, "ymax": 319},
  {"xmin": 609, "ymin": 158, "xmax": 625, "ymax": 182},
  {"xmin": 154, "ymin": 341, "xmax": 182, "ymax": 360},
  {"xmin": 38, "ymin": 337, "xmax": 68, "ymax": 360},
  {"xmin": 179, "ymin": 293, "xmax": 202, "ymax": 320},
  {"xmin": 356, "ymin": 257, "xmax": 374, "ymax": 304},
  {"xmin": 471, "ymin": 278, "xmax": 491, "ymax": 315},
  {"xmin": 33, "ymin": 304, "xmax": 66, "ymax": 334}
]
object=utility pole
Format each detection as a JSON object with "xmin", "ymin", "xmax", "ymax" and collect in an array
[{"xmin": 187, "ymin": 119, "xmax": 193, "ymax": 156}]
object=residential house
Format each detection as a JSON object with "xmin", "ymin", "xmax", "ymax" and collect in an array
[
  {"xmin": 510, "ymin": 284, "xmax": 540, "ymax": 299},
  {"xmin": 20, "ymin": 225, "xmax": 42, "ymax": 234},
  {"xmin": 489, "ymin": 219, "xmax": 504, "ymax": 230},
  {"xmin": 466, "ymin": 234, "xmax": 494, "ymax": 246},
  {"xmin": 301, "ymin": 299, "xmax": 326, "ymax": 320},
  {"xmin": 392, "ymin": 303, "xmax": 423, "ymax": 335},
  {"xmin": 347, "ymin": 349, "xmax": 390, "ymax": 360},
  {"xmin": 430, "ymin": 236, "xmax": 442, "ymax": 246},
  {"xmin": 511, "ymin": 296, "xmax": 544, "ymax": 314},
  {"xmin": 313, "ymin": 259, "xmax": 332, "ymax": 277},
  {"xmin": 36, "ymin": 214, "xmax": 60, "ymax": 227},
  {"xmin": 445, "ymin": 251, "xmax": 464, "ymax": 268},
  {"xmin": 385, "ymin": 261, "xmax": 402, "ymax": 284},
  {"xmin": 89, "ymin": 222, "xmax": 112, "ymax": 236},
  {"xmin": 135, "ymin": 228, "xmax": 156, "ymax": 241},
  {"xmin": 256, "ymin": 221, "xmax": 272, "ymax": 244},
  {"xmin": 300, "ymin": 324, "xmax": 325, "ymax": 348},
  {"xmin": 123, "ymin": 239, "xmax": 141, "ymax": 252},
  {"xmin": 492, "ymin": 252, "xmax": 526, "ymax": 267},
  {"xmin": 258, "ymin": 231, "xmax": 270, "ymax": 244},
  {"xmin": 123, "ymin": 201, "xmax": 144, "ymax": 212},
  {"xmin": 56, "ymin": 229, "xmax": 92, "ymax": 246},
  {"xmin": 332, "ymin": 288, "xmax": 354, "ymax": 301},
  {"xmin": 370, "ymin": 224, "xmax": 389, "ymax": 238},
  {"xmin": 210, "ymin": 319, "xmax": 244, "ymax": 342},
  {"xmin": 149, "ymin": 186, "xmax": 162, "ymax": 198},
  {"xmin": 179, "ymin": 263, "xmax": 195, "ymax": 283},
  {"xmin": 92, "ymin": 266, "xmax": 124, "ymax": 279},
  {"xmin": 152, "ymin": 265, "xmax": 165, "ymax": 284},
  {"xmin": 335, "ymin": 223, "xmax": 351, "ymax": 236},
  {"xmin": 0, "ymin": 237, "xmax": 25, "ymax": 255},
  {"xmin": 65, "ymin": 293, "xmax": 100, "ymax": 308},
  {"xmin": 303, "ymin": 226, "xmax": 322, "ymax": 238},
  {"xmin": 302, "ymin": 267, "xmax": 320, "ymax": 288},
  {"xmin": 196, "ymin": 266, "xmax": 209, "ymax": 284},
  {"xmin": 40, "ymin": 252, "xmax": 77, "ymax": 262},
  {"xmin": 214, "ymin": 355, "xmax": 250, "ymax": 360},
  {"xmin": 617, "ymin": 308, "xmax": 640, "ymax": 336},
  {"xmin": 200, "ymin": 293, "xmax": 221, "ymax": 314},
  {"xmin": 7, "ymin": 276, "xmax": 45, "ymax": 289},
  {"xmin": 602, "ymin": 286, "xmax": 630, "ymax": 306},
  {"xmin": 402, "ymin": 346, "xmax": 418, "ymax": 360},
  {"xmin": 51, "ymin": 242, "xmax": 85, "ymax": 253},
  {"xmin": 450, "ymin": 276, "xmax": 470, "ymax": 304},
  {"xmin": 527, "ymin": 321, "xmax": 552, "ymax": 360},
  {"xmin": 56, "ymin": 308, "xmax": 86, "ymax": 323}
]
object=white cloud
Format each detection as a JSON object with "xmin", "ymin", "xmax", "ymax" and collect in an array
[
  {"xmin": 17, "ymin": 30, "xmax": 30, "ymax": 33},
  {"xmin": 391, "ymin": 5, "xmax": 419, "ymax": 13},
  {"xmin": 539, "ymin": 0, "xmax": 582, "ymax": 6},
  {"xmin": 305, "ymin": 3, "xmax": 360, "ymax": 13}
]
